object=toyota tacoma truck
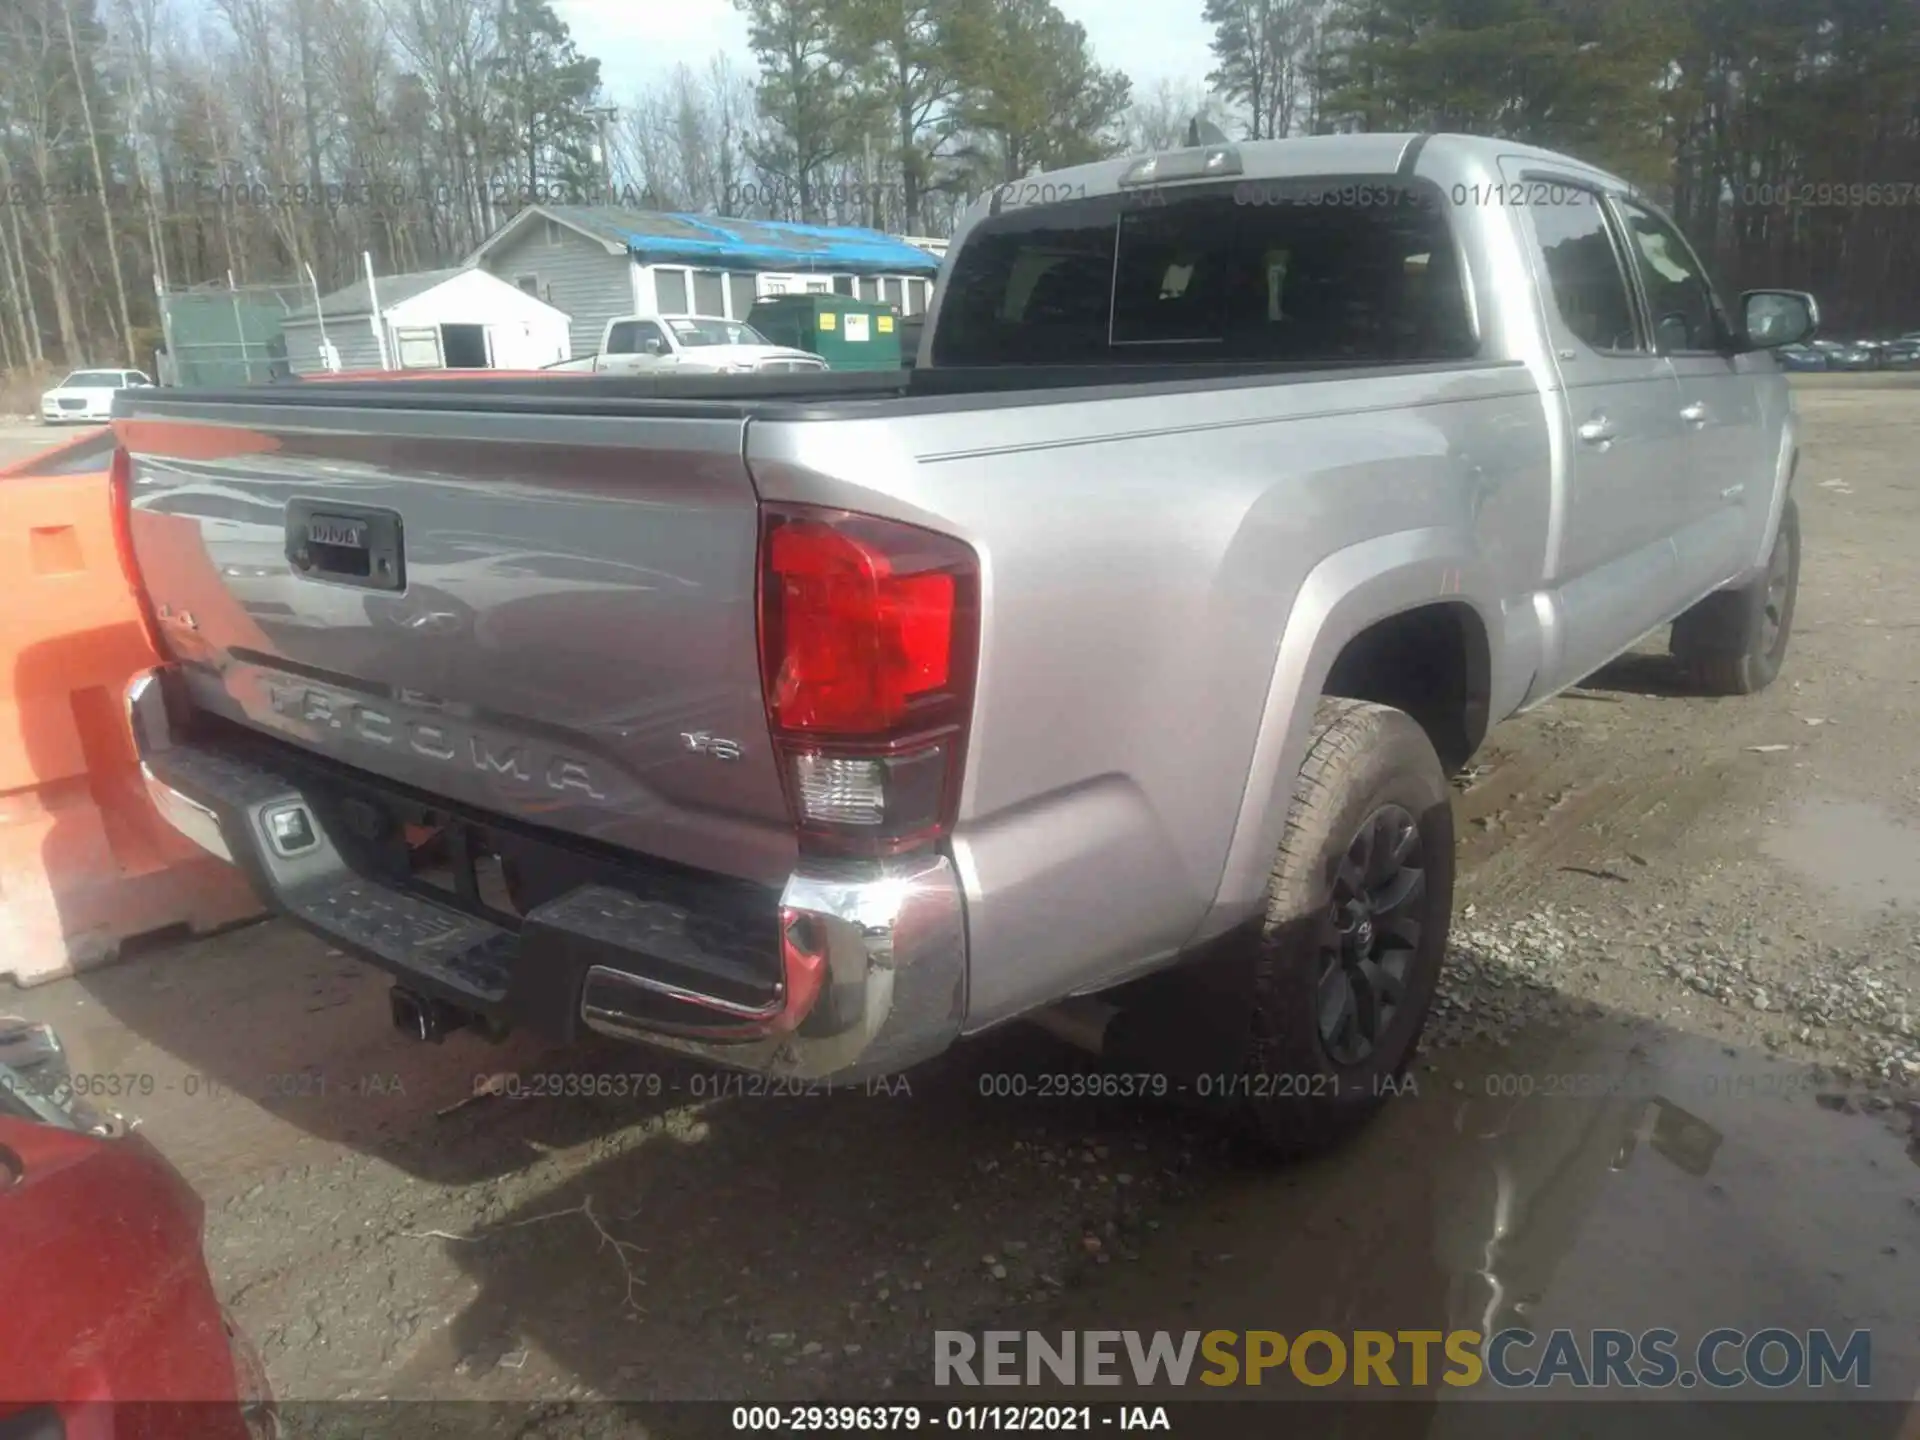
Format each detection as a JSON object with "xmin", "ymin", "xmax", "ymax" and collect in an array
[{"xmin": 111, "ymin": 133, "xmax": 1814, "ymax": 1151}]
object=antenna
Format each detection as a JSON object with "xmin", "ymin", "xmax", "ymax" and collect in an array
[{"xmin": 1185, "ymin": 117, "xmax": 1230, "ymax": 147}]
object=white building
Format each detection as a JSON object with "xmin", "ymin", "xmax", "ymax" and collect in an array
[
  {"xmin": 283, "ymin": 266, "xmax": 573, "ymax": 375},
  {"xmin": 898, "ymin": 235, "xmax": 950, "ymax": 261}
]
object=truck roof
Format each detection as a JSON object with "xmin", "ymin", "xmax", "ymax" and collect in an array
[{"xmin": 965, "ymin": 132, "xmax": 1635, "ymax": 212}]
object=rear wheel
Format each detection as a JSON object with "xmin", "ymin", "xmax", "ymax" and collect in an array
[
  {"xmin": 1107, "ymin": 699, "xmax": 1454, "ymax": 1156},
  {"xmin": 1671, "ymin": 498, "xmax": 1800, "ymax": 696},
  {"xmin": 1240, "ymin": 698, "xmax": 1454, "ymax": 1153}
]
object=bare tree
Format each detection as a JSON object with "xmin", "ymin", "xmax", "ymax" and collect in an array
[
  {"xmin": 704, "ymin": 54, "xmax": 756, "ymax": 213},
  {"xmin": 617, "ymin": 55, "xmax": 759, "ymax": 215},
  {"xmin": 109, "ymin": 0, "xmax": 174, "ymax": 293},
  {"xmin": 315, "ymin": 0, "xmax": 415, "ymax": 270},
  {"xmin": 619, "ymin": 78, "xmax": 687, "ymax": 207},
  {"xmin": 1124, "ymin": 77, "xmax": 1233, "ymax": 153},
  {"xmin": 1204, "ymin": 0, "xmax": 1311, "ymax": 140},
  {"xmin": 3, "ymin": 0, "xmax": 84, "ymax": 360},
  {"xmin": 212, "ymin": 0, "xmax": 312, "ymax": 266},
  {"xmin": 62, "ymin": 0, "xmax": 138, "ymax": 362},
  {"xmin": 383, "ymin": 0, "xmax": 504, "ymax": 249},
  {"xmin": 0, "ymin": 152, "xmax": 47, "ymax": 364}
]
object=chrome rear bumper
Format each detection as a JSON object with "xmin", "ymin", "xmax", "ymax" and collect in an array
[{"xmin": 126, "ymin": 666, "xmax": 967, "ymax": 1081}]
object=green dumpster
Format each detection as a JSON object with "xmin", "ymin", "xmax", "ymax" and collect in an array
[{"xmin": 746, "ymin": 295, "xmax": 902, "ymax": 371}]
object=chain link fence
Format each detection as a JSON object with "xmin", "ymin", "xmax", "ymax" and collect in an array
[{"xmin": 155, "ymin": 279, "xmax": 310, "ymax": 388}]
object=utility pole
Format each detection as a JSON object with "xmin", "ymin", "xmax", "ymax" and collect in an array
[{"xmin": 588, "ymin": 106, "xmax": 619, "ymax": 204}]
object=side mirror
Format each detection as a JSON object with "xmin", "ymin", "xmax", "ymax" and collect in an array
[
  {"xmin": 1741, "ymin": 289, "xmax": 1819, "ymax": 350},
  {"xmin": 0, "ymin": 1013, "xmax": 72, "ymax": 1105},
  {"xmin": 643, "ymin": 339, "xmax": 664, "ymax": 356},
  {"xmin": 1, "ymin": 1016, "xmax": 120, "ymax": 1136},
  {"xmin": 0, "ymin": 1017, "xmax": 71, "ymax": 1096}
]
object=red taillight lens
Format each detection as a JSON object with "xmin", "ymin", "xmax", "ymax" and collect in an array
[
  {"xmin": 758, "ymin": 505, "xmax": 979, "ymax": 856},
  {"xmin": 762, "ymin": 513, "xmax": 967, "ymax": 734}
]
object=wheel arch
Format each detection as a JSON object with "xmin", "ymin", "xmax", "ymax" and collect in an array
[
  {"xmin": 1202, "ymin": 529, "xmax": 1502, "ymax": 936},
  {"xmin": 1747, "ymin": 415, "xmax": 1800, "ymax": 580}
]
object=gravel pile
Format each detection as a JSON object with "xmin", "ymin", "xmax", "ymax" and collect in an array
[
  {"xmin": 1423, "ymin": 900, "xmax": 1920, "ymax": 1090},
  {"xmin": 1425, "ymin": 907, "xmax": 1580, "ymax": 1050},
  {"xmin": 1652, "ymin": 940, "xmax": 1920, "ymax": 1082}
]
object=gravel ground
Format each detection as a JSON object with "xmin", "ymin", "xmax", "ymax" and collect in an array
[{"xmin": 7, "ymin": 376, "xmax": 1919, "ymax": 1431}]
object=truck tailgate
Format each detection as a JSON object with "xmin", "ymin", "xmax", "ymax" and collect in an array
[{"xmin": 118, "ymin": 407, "xmax": 797, "ymax": 886}]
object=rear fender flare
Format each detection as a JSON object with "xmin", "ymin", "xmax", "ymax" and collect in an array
[
  {"xmin": 1750, "ymin": 420, "xmax": 1800, "ymax": 578},
  {"xmin": 1204, "ymin": 528, "xmax": 1498, "ymax": 930}
]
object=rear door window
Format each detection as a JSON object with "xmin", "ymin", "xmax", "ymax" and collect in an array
[{"xmin": 932, "ymin": 180, "xmax": 1475, "ymax": 367}]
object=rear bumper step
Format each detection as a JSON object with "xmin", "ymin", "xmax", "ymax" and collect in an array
[{"xmin": 126, "ymin": 667, "xmax": 968, "ymax": 1081}]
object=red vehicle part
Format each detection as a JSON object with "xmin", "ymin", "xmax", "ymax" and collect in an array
[{"xmin": 0, "ymin": 1117, "xmax": 270, "ymax": 1439}]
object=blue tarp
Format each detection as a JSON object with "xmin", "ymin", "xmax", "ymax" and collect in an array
[{"xmin": 543, "ymin": 206, "xmax": 941, "ymax": 276}]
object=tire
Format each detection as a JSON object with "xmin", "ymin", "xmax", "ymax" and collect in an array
[
  {"xmin": 1239, "ymin": 698, "xmax": 1455, "ymax": 1153},
  {"xmin": 1671, "ymin": 498, "xmax": 1800, "ymax": 696},
  {"xmin": 1104, "ymin": 699, "xmax": 1455, "ymax": 1157}
]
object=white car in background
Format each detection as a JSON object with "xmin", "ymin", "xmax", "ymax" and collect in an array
[{"xmin": 40, "ymin": 367, "xmax": 154, "ymax": 424}]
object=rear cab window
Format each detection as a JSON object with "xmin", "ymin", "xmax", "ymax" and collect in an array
[
  {"xmin": 606, "ymin": 321, "xmax": 667, "ymax": 354},
  {"xmin": 932, "ymin": 177, "xmax": 1477, "ymax": 368}
]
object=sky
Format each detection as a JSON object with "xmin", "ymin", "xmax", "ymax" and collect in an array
[{"xmin": 549, "ymin": 0, "xmax": 1218, "ymax": 103}]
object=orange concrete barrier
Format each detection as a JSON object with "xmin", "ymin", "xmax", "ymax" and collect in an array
[{"xmin": 0, "ymin": 431, "xmax": 261, "ymax": 986}]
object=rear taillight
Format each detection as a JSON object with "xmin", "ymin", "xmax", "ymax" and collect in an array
[
  {"xmin": 757, "ymin": 504, "xmax": 979, "ymax": 857},
  {"xmin": 109, "ymin": 445, "xmax": 166, "ymax": 657}
]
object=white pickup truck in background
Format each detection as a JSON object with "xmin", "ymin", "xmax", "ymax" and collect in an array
[{"xmin": 545, "ymin": 315, "xmax": 830, "ymax": 376}]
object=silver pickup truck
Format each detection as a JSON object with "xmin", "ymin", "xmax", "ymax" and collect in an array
[{"xmin": 114, "ymin": 133, "xmax": 1815, "ymax": 1151}]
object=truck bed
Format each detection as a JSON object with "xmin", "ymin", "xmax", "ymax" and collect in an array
[{"xmin": 156, "ymin": 356, "xmax": 1454, "ymax": 418}]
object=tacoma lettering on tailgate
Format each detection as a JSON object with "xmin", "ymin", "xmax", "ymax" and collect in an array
[{"xmin": 264, "ymin": 679, "xmax": 609, "ymax": 800}]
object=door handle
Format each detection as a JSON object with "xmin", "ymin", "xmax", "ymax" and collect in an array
[
  {"xmin": 1720, "ymin": 484, "xmax": 1745, "ymax": 501},
  {"xmin": 1576, "ymin": 417, "xmax": 1614, "ymax": 446},
  {"xmin": 1681, "ymin": 402, "xmax": 1709, "ymax": 426}
]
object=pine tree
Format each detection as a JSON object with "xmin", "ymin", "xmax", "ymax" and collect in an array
[
  {"xmin": 737, "ymin": 0, "xmax": 858, "ymax": 221},
  {"xmin": 949, "ymin": 0, "xmax": 1130, "ymax": 182},
  {"xmin": 1203, "ymin": 0, "xmax": 1311, "ymax": 140},
  {"xmin": 831, "ymin": 0, "xmax": 974, "ymax": 232},
  {"xmin": 490, "ymin": 0, "xmax": 603, "ymax": 199}
]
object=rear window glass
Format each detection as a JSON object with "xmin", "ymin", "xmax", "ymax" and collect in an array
[{"xmin": 932, "ymin": 179, "xmax": 1476, "ymax": 368}]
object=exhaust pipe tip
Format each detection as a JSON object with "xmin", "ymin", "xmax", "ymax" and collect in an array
[
  {"xmin": 390, "ymin": 986, "xmax": 472, "ymax": 1044},
  {"xmin": 1025, "ymin": 997, "xmax": 1118, "ymax": 1056}
]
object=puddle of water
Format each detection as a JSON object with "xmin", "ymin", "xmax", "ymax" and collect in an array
[
  {"xmin": 1763, "ymin": 796, "xmax": 1920, "ymax": 910},
  {"xmin": 992, "ymin": 1018, "xmax": 1920, "ymax": 1422}
]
